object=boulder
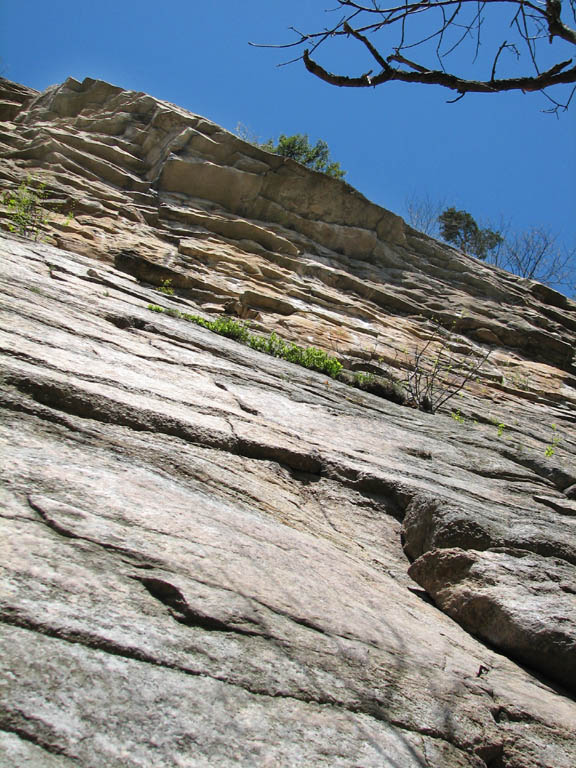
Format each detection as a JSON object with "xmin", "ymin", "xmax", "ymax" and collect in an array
[{"xmin": 409, "ymin": 547, "xmax": 576, "ymax": 694}]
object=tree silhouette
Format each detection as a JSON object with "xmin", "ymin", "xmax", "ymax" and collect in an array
[
  {"xmin": 255, "ymin": 0, "xmax": 576, "ymax": 112},
  {"xmin": 260, "ymin": 134, "xmax": 346, "ymax": 179},
  {"xmin": 438, "ymin": 207, "xmax": 503, "ymax": 259}
]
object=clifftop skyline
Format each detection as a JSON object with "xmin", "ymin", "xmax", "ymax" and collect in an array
[
  {"xmin": 1, "ymin": 1, "xmax": 574, "ymax": 271},
  {"xmin": 1, "ymin": 74, "xmax": 575, "ymax": 767}
]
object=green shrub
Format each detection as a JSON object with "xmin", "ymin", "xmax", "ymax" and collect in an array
[
  {"xmin": 158, "ymin": 279, "xmax": 175, "ymax": 296},
  {"xmin": 148, "ymin": 305, "xmax": 343, "ymax": 378},
  {"xmin": 1, "ymin": 176, "xmax": 73, "ymax": 242},
  {"xmin": 237, "ymin": 126, "xmax": 346, "ymax": 180},
  {"xmin": 1, "ymin": 177, "xmax": 50, "ymax": 241},
  {"xmin": 398, "ymin": 320, "xmax": 491, "ymax": 413}
]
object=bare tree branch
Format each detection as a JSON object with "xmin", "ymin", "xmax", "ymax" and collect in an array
[
  {"xmin": 303, "ymin": 47, "xmax": 576, "ymax": 94},
  {"xmin": 256, "ymin": 0, "xmax": 576, "ymax": 106}
]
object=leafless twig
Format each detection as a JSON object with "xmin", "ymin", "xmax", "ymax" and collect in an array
[{"xmin": 253, "ymin": 0, "xmax": 576, "ymax": 106}]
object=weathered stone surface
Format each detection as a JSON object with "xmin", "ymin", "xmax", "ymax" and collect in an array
[
  {"xmin": 2, "ymin": 74, "xmax": 576, "ymax": 378},
  {"xmin": 2, "ymin": 234, "xmax": 576, "ymax": 767},
  {"xmin": 1, "ymin": 75, "xmax": 576, "ymax": 767},
  {"xmin": 408, "ymin": 548, "xmax": 576, "ymax": 694}
]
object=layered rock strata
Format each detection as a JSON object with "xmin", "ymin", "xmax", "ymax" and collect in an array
[{"xmin": 1, "ymin": 77, "xmax": 575, "ymax": 767}]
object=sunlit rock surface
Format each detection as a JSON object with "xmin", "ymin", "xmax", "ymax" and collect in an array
[{"xmin": 1, "ymin": 76, "xmax": 575, "ymax": 767}]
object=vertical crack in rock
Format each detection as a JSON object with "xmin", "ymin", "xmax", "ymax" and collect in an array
[{"xmin": 408, "ymin": 547, "xmax": 576, "ymax": 696}]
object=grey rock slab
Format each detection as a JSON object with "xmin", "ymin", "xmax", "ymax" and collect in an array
[
  {"xmin": 0, "ymin": 732, "xmax": 77, "ymax": 768},
  {"xmin": 409, "ymin": 547, "xmax": 576, "ymax": 694},
  {"xmin": 0, "ymin": 438, "xmax": 498, "ymax": 762},
  {"xmin": 0, "ymin": 400, "xmax": 574, "ymax": 765},
  {"xmin": 2, "ymin": 229, "xmax": 576, "ymax": 765},
  {"xmin": 0, "ymin": 625, "xmax": 483, "ymax": 768}
]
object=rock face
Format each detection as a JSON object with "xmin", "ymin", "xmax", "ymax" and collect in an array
[
  {"xmin": 409, "ymin": 548, "xmax": 576, "ymax": 693},
  {"xmin": 1, "ymin": 76, "xmax": 575, "ymax": 767}
]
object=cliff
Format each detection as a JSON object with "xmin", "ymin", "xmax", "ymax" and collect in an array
[{"xmin": 0, "ymin": 76, "xmax": 575, "ymax": 768}]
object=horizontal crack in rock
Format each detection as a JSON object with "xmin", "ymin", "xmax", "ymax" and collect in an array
[
  {"xmin": 7, "ymin": 371, "xmax": 325, "ymax": 476},
  {"xmin": 0, "ymin": 612, "xmax": 487, "ymax": 762},
  {"xmin": 0, "ymin": 717, "xmax": 79, "ymax": 761},
  {"xmin": 134, "ymin": 576, "xmax": 266, "ymax": 638}
]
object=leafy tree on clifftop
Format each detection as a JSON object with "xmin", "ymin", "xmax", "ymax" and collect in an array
[
  {"xmin": 438, "ymin": 207, "xmax": 503, "ymax": 261},
  {"xmin": 260, "ymin": 134, "xmax": 346, "ymax": 180},
  {"xmin": 406, "ymin": 197, "xmax": 575, "ymax": 294}
]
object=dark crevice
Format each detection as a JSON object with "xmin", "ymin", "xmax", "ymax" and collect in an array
[
  {"xmin": 105, "ymin": 313, "xmax": 153, "ymax": 331},
  {"xmin": 474, "ymin": 742, "xmax": 506, "ymax": 768},
  {"xmin": 286, "ymin": 466, "xmax": 323, "ymax": 485},
  {"xmin": 321, "ymin": 459, "xmax": 412, "ymax": 522},
  {"xmin": 4, "ymin": 370, "xmax": 326, "ymax": 477},
  {"xmin": 135, "ymin": 577, "xmax": 265, "ymax": 638},
  {"xmin": 0, "ymin": 720, "xmax": 79, "ymax": 761},
  {"xmin": 0, "ymin": 392, "xmax": 82, "ymax": 431},
  {"xmin": 403, "ymin": 447, "xmax": 433, "ymax": 461},
  {"xmin": 490, "ymin": 706, "xmax": 535, "ymax": 725},
  {"xmin": 236, "ymin": 399, "xmax": 259, "ymax": 415},
  {"xmin": 235, "ymin": 439, "xmax": 323, "ymax": 475}
]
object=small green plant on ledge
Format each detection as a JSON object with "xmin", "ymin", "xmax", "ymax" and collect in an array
[
  {"xmin": 1, "ymin": 177, "xmax": 50, "ymax": 241},
  {"xmin": 157, "ymin": 279, "xmax": 175, "ymax": 296},
  {"xmin": 493, "ymin": 420, "xmax": 507, "ymax": 438},
  {"xmin": 148, "ymin": 305, "xmax": 343, "ymax": 378},
  {"xmin": 544, "ymin": 423, "xmax": 561, "ymax": 458},
  {"xmin": 451, "ymin": 409, "xmax": 465, "ymax": 424}
]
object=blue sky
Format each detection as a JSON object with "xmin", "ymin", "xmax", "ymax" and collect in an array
[{"xmin": 1, "ymin": 0, "xmax": 574, "ymax": 253}]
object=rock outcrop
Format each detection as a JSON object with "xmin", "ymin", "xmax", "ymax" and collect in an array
[{"xmin": 1, "ymin": 76, "xmax": 575, "ymax": 767}]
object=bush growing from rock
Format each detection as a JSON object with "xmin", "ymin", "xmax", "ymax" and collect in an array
[{"xmin": 1, "ymin": 177, "xmax": 50, "ymax": 241}]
